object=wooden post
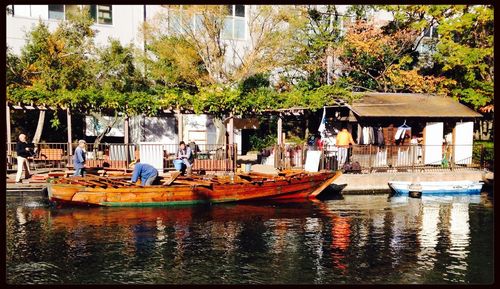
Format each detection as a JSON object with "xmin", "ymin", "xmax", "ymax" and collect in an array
[
  {"xmin": 368, "ymin": 144, "xmax": 373, "ymax": 173},
  {"xmin": 277, "ymin": 115, "xmax": 283, "ymax": 145},
  {"xmin": 6, "ymin": 102, "xmax": 12, "ymax": 167},
  {"xmin": 228, "ymin": 113, "xmax": 234, "ymax": 145},
  {"xmin": 67, "ymin": 107, "xmax": 72, "ymax": 156},
  {"xmin": 176, "ymin": 110, "xmax": 183, "ymax": 143},
  {"xmin": 124, "ymin": 115, "xmax": 130, "ymax": 165}
]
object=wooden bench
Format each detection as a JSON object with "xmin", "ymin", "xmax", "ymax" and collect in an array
[
  {"xmin": 34, "ymin": 148, "xmax": 64, "ymax": 169},
  {"xmin": 192, "ymin": 159, "xmax": 235, "ymax": 172},
  {"xmin": 36, "ymin": 148, "xmax": 64, "ymax": 161}
]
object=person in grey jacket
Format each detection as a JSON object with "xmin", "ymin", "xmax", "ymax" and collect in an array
[
  {"xmin": 73, "ymin": 140, "xmax": 87, "ymax": 177},
  {"xmin": 177, "ymin": 141, "xmax": 193, "ymax": 176}
]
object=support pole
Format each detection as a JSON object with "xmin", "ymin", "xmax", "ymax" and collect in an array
[
  {"xmin": 277, "ymin": 115, "xmax": 283, "ymax": 145},
  {"xmin": 6, "ymin": 102, "xmax": 12, "ymax": 167},
  {"xmin": 124, "ymin": 115, "xmax": 129, "ymax": 144},
  {"xmin": 124, "ymin": 115, "xmax": 130, "ymax": 165},
  {"xmin": 176, "ymin": 110, "xmax": 183, "ymax": 143},
  {"xmin": 228, "ymin": 113, "xmax": 234, "ymax": 146},
  {"xmin": 67, "ymin": 107, "xmax": 72, "ymax": 156}
]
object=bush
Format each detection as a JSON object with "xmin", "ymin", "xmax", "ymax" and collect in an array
[{"xmin": 249, "ymin": 134, "xmax": 276, "ymax": 152}]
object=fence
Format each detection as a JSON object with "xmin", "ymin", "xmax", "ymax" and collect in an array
[
  {"xmin": 7, "ymin": 142, "xmax": 237, "ymax": 173},
  {"xmin": 270, "ymin": 143, "xmax": 488, "ymax": 173},
  {"xmin": 6, "ymin": 142, "xmax": 489, "ymax": 174}
]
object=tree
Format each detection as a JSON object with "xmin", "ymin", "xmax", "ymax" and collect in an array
[
  {"xmin": 285, "ymin": 5, "xmax": 343, "ymax": 87},
  {"xmin": 143, "ymin": 6, "xmax": 304, "ymax": 86},
  {"xmin": 337, "ymin": 20, "xmax": 455, "ymax": 94},
  {"xmin": 380, "ymin": 5, "xmax": 494, "ymax": 109}
]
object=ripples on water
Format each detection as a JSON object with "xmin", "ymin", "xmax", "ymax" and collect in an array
[{"xmin": 6, "ymin": 191, "xmax": 494, "ymax": 284}]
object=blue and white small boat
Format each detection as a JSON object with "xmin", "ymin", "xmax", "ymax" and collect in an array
[{"xmin": 388, "ymin": 180, "xmax": 484, "ymax": 196}]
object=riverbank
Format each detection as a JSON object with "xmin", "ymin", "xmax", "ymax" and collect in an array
[{"xmin": 337, "ymin": 169, "xmax": 487, "ymax": 194}]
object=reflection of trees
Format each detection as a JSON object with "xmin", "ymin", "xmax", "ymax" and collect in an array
[{"xmin": 6, "ymin": 195, "xmax": 491, "ymax": 284}]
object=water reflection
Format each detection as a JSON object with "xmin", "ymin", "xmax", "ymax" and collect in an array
[{"xmin": 6, "ymin": 193, "xmax": 493, "ymax": 284}]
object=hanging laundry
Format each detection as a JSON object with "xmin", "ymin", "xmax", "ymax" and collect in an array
[
  {"xmin": 360, "ymin": 126, "xmax": 375, "ymax": 145},
  {"xmin": 395, "ymin": 121, "xmax": 411, "ymax": 145},
  {"xmin": 377, "ymin": 127, "xmax": 384, "ymax": 147},
  {"xmin": 357, "ymin": 124, "xmax": 362, "ymax": 144}
]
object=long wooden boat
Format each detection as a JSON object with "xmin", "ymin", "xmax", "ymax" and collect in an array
[
  {"xmin": 388, "ymin": 180, "xmax": 484, "ymax": 196},
  {"xmin": 47, "ymin": 170, "xmax": 341, "ymax": 207}
]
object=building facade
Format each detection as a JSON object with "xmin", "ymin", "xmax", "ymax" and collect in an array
[{"xmin": 7, "ymin": 5, "xmax": 438, "ymax": 156}]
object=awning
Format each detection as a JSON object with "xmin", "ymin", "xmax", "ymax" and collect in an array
[{"xmin": 350, "ymin": 93, "xmax": 482, "ymax": 118}]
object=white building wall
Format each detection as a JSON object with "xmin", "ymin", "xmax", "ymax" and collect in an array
[{"xmin": 7, "ymin": 5, "xmax": 146, "ymax": 54}]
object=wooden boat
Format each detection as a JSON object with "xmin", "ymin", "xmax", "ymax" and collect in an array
[
  {"xmin": 47, "ymin": 170, "xmax": 341, "ymax": 207},
  {"xmin": 388, "ymin": 180, "xmax": 484, "ymax": 196}
]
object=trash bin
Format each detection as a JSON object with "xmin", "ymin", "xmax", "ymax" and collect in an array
[
  {"xmin": 173, "ymin": 160, "xmax": 184, "ymax": 171},
  {"xmin": 244, "ymin": 163, "xmax": 252, "ymax": 173}
]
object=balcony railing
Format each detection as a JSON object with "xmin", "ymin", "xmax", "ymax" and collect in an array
[
  {"xmin": 269, "ymin": 143, "xmax": 489, "ymax": 173},
  {"xmin": 6, "ymin": 142, "xmax": 490, "ymax": 174},
  {"xmin": 7, "ymin": 142, "xmax": 237, "ymax": 173}
]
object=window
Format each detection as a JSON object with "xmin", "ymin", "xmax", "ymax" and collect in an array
[
  {"xmin": 235, "ymin": 5, "xmax": 245, "ymax": 17},
  {"xmin": 47, "ymin": 5, "xmax": 112, "ymax": 25},
  {"xmin": 222, "ymin": 5, "xmax": 246, "ymax": 40},
  {"xmin": 167, "ymin": 5, "xmax": 246, "ymax": 39},
  {"xmin": 97, "ymin": 5, "xmax": 112, "ymax": 24},
  {"xmin": 48, "ymin": 5, "xmax": 64, "ymax": 20}
]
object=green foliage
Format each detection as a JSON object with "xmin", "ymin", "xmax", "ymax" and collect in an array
[
  {"xmin": 472, "ymin": 141, "xmax": 494, "ymax": 168},
  {"xmin": 434, "ymin": 5, "xmax": 493, "ymax": 109},
  {"xmin": 7, "ymin": 4, "xmax": 492, "ymax": 124},
  {"xmin": 249, "ymin": 134, "xmax": 276, "ymax": 151},
  {"xmin": 380, "ymin": 5, "xmax": 494, "ymax": 109}
]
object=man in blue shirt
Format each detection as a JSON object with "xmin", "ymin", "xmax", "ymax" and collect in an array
[
  {"xmin": 73, "ymin": 139, "xmax": 87, "ymax": 177},
  {"xmin": 130, "ymin": 162, "xmax": 158, "ymax": 186}
]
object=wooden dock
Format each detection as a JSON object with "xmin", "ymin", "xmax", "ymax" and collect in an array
[{"xmin": 6, "ymin": 182, "xmax": 47, "ymax": 193}]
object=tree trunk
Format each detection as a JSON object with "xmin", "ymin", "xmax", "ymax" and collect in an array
[
  {"xmin": 214, "ymin": 117, "xmax": 226, "ymax": 146},
  {"xmin": 32, "ymin": 110, "xmax": 46, "ymax": 144},
  {"xmin": 92, "ymin": 112, "xmax": 121, "ymax": 149}
]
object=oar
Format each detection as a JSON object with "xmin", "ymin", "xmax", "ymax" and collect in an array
[{"xmin": 162, "ymin": 171, "xmax": 181, "ymax": 186}]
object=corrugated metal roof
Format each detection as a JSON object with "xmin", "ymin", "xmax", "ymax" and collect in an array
[{"xmin": 350, "ymin": 93, "xmax": 482, "ymax": 118}]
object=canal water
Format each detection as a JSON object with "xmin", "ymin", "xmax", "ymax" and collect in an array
[{"xmin": 6, "ymin": 191, "xmax": 494, "ymax": 284}]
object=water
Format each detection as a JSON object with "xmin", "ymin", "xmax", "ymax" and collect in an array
[{"xmin": 6, "ymin": 191, "xmax": 494, "ymax": 284}]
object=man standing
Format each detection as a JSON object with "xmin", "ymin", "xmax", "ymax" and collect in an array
[
  {"xmin": 336, "ymin": 125, "xmax": 355, "ymax": 166},
  {"xmin": 73, "ymin": 140, "xmax": 87, "ymax": 177},
  {"xmin": 177, "ymin": 141, "xmax": 193, "ymax": 176},
  {"xmin": 15, "ymin": 134, "xmax": 33, "ymax": 183},
  {"xmin": 129, "ymin": 161, "xmax": 158, "ymax": 186}
]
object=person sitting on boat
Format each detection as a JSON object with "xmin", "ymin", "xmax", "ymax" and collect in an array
[
  {"xmin": 129, "ymin": 161, "xmax": 158, "ymax": 186},
  {"xmin": 177, "ymin": 141, "xmax": 193, "ymax": 176}
]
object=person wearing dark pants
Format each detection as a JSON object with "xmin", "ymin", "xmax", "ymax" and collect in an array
[
  {"xmin": 73, "ymin": 140, "xmax": 87, "ymax": 177},
  {"xmin": 129, "ymin": 162, "xmax": 158, "ymax": 186}
]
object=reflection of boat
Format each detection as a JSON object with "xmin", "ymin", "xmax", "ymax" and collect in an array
[
  {"xmin": 388, "ymin": 181, "xmax": 484, "ymax": 196},
  {"xmin": 47, "ymin": 171, "xmax": 340, "ymax": 207},
  {"xmin": 35, "ymin": 202, "xmax": 318, "ymax": 228}
]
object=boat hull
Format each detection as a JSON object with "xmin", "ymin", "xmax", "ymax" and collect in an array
[
  {"xmin": 388, "ymin": 181, "xmax": 484, "ymax": 196},
  {"xmin": 47, "ymin": 171, "xmax": 339, "ymax": 207}
]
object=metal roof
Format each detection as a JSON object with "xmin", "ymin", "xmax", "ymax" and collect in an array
[{"xmin": 350, "ymin": 93, "xmax": 482, "ymax": 118}]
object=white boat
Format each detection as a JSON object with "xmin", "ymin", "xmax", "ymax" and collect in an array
[{"xmin": 388, "ymin": 180, "xmax": 484, "ymax": 196}]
